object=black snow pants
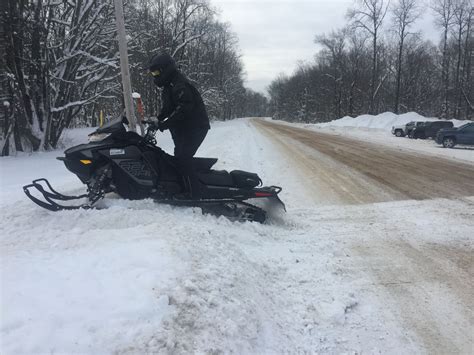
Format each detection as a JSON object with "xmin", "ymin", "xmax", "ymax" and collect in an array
[{"xmin": 170, "ymin": 127, "xmax": 208, "ymax": 199}]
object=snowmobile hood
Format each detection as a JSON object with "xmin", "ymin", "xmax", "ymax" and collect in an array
[{"xmin": 64, "ymin": 141, "xmax": 118, "ymax": 157}]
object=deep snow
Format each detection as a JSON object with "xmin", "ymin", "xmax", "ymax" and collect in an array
[{"xmin": 1, "ymin": 117, "xmax": 473, "ymax": 354}]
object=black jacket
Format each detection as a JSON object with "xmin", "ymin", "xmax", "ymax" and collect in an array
[{"xmin": 158, "ymin": 71, "xmax": 210, "ymax": 131}]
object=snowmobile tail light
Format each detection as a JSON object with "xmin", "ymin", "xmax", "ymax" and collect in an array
[
  {"xmin": 255, "ymin": 192, "xmax": 273, "ymax": 197},
  {"xmin": 80, "ymin": 160, "xmax": 92, "ymax": 165}
]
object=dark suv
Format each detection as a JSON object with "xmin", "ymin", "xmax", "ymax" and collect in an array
[
  {"xmin": 435, "ymin": 122, "xmax": 474, "ymax": 148},
  {"xmin": 405, "ymin": 121, "xmax": 425, "ymax": 137},
  {"xmin": 411, "ymin": 121, "xmax": 454, "ymax": 139}
]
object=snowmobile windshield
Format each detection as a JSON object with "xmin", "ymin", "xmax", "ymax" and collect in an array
[{"xmin": 93, "ymin": 117, "xmax": 127, "ymax": 135}]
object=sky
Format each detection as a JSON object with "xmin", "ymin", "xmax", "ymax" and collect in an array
[{"xmin": 214, "ymin": 0, "xmax": 439, "ymax": 94}]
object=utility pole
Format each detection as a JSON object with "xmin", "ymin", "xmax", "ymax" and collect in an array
[{"xmin": 114, "ymin": 0, "xmax": 138, "ymax": 133}]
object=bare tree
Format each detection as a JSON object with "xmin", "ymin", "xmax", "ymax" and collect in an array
[
  {"xmin": 45, "ymin": 0, "xmax": 120, "ymax": 148},
  {"xmin": 348, "ymin": 0, "xmax": 390, "ymax": 114},
  {"xmin": 316, "ymin": 29, "xmax": 348, "ymax": 118},
  {"xmin": 461, "ymin": 5, "xmax": 473, "ymax": 118},
  {"xmin": 452, "ymin": 0, "xmax": 472, "ymax": 118},
  {"xmin": 391, "ymin": 0, "xmax": 421, "ymax": 113},
  {"xmin": 432, "ymin": 0, "xmax": 456, "ymax": 117},
  {"xmin": 346, "ymin": 32, "xmax": 369, "ymax": 116}
]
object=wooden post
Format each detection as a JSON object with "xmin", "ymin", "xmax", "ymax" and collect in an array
[{"xmin": 113, "ymin": 0, "xmax": 138, "ymax": 133}]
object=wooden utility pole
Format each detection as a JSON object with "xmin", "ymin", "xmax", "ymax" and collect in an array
[{"xmin": 114, "ymin": 0, "xmax": 137, "ymax": 133}]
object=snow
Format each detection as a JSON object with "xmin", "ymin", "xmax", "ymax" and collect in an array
[
  {"xmin": 317, "ymin": 111, "xmax": 468, "ymax": 130},
  {"xmin": 298, "ymin": 112, "xmax": 474, "ymax": 164},
  {"xmin": 1, "ymin": 118, "xmax": 473, "ymax": 353}
]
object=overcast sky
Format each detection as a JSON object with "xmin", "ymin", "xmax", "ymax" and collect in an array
[{"xmin": 215, "ymin": 0, "xmax": 439, "ymax": 94}]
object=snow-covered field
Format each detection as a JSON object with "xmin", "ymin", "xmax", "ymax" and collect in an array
[{"xmin": 1, "ymin": 117, "xmax": 473, "ymax": 353}]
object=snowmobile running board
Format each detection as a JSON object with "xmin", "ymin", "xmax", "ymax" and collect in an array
[{"xmin": 23, "ymin": 178, "xmax": 92, "ymax": 212}]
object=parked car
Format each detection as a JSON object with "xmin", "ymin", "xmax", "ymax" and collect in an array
[
  {"xmin": 411, "ymin": 121, "xmax": 454, "ymax": 139},
  {"xmin": 391, "ymin": 124, "xmax": 407, "ymax": 137},
  {"xmin": 391, "ymin": 121, "xmax": 426, "ymax": 137},
  {"xmin": 435, "ymin": 122, "xmax": 474, "ymax": 148},
  {"xmin": 404, "ymin": 121, "xmax": 425, "ymax": 137}
]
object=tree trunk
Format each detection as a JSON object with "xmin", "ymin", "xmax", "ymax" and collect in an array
[
  {"xmin": 441, "ymin": 24, "xmax": 450, "ymax": 118},
  {"xmin": 6, "ymin": 0, "xmax": 41, "ymax": 151},
  {"xmin": 370, "ymin": 28, "xmax": 377, "ymax": 114},
  {"xmin": 462, "ymin": 11, "xmax": 472, "ymax": 119},
  {"xmin": 454, "ymin": 19, "xmax": 463, "ymax": 119},
  {"xmin": 394, "ymin": 34, "xmax": 405, "ymax": 114}
]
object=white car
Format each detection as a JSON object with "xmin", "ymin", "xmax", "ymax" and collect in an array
[{"xmin": 391, "ymin": 124, "xmax": 406, "ymax": 137}]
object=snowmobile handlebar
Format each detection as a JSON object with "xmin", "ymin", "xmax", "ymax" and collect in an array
[
  {"xmin": 141, "ymin": 119, "xmax": 160, "ymax": 146},
  {"xmin": 141, "ymin": 118, "xmax": 156, "ymax": 125}
]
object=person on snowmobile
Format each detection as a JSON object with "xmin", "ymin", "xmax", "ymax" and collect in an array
[{"xmin": 148, "ymin": 52, "xmax": 210, "ymax": 200}]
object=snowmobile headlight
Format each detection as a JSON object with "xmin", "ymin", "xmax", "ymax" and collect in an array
[
  {"xmin": 80, "ymin": 160, "xmax": 92, "ymax": 165},
  {"xmin": 88, "ymin": 133, "xmax": 111, "ymax": 142},
  {"xmin": 150, "ymin": 69, "xmax": 161, "ymax": 77}
]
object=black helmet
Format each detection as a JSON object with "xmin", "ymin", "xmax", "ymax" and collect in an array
[{"xmin": 148, "ymin": 52, "xmax": 177, "ymax": 87}]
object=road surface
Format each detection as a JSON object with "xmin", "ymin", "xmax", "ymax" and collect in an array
[
  {"xmin": 254, "ymin": 119, "xmax": 474, "ymax": 204},
  {"xmin": 254, "ymin": 119, "xmax": 474, "ymax": 354}
]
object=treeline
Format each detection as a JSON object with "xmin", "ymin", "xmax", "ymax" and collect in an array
[
  {"xmin": 268, "ymin": 0, "xmax": 473, "ymax": 123},
  {"xmin": 0, "ymin": 0, "xmax": 267, "ymax": 155}
]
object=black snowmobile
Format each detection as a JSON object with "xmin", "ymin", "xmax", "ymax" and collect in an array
[{"xmin": 23, "ymin": 117, "xmax": 285, "ymax": 223}]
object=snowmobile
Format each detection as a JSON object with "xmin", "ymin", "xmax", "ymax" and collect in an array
[{"xmin": 23, "ymin": 117, "xmax": 285, "ymax": 223}]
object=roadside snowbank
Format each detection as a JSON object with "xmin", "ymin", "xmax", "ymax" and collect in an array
[
  {"xmin": 317, "ymin": 111, "xmax": 467, "ymax": 130},
  {"xmin": 284, "ymin": 112, "xmax": 474, "ymax": 164}
]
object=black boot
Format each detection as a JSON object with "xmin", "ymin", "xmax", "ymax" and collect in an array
[{"xmin": 174, "ymin": 175, "xmax": 202, "ymax": 200}]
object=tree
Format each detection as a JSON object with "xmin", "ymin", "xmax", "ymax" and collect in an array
[
  {"xmin": 432, "ymin": 0, "xmax": 456, "ymax": 117},
  {"xmin": 1, "ymin": 0, "xmax": 266, "ymax": 155},
  {"xmin": 315, "ymin": 29, "xmax": 348, "ymax": 118},
  {"xmin": 391, "ymin": 0, "xmax": 421, "ymax": 113},
  {"xmin": 348, "ymin": 0, "xmax": 390, "ymax": 114},
  {"xmin": 451, "ymin": 0, "xmax": 472, "ymax": 118}
]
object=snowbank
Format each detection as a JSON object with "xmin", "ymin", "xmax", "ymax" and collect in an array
[
  {"xmin": 298, "ymin": 112, "xmax": 474, "ymax": 164},
  {"xmin": 318, "ymin": 111, "xmax": 467, "ymax": 130}
]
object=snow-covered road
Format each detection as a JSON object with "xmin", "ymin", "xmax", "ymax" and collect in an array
[{"xmin": 1, "ymin": 118, "xmax": 473, "ymax": 354}]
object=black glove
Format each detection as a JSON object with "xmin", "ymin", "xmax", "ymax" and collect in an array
[
  {"xmin": 157, "ymin": 113, "xmax": 166, "ymax": 122},
  {"xmin": 142, "ymin": 118, "xmax": 157, "ymax": 127},
  {"xmin": 157, "ymin": 121, "xmax": 166, "ymax": 132}
]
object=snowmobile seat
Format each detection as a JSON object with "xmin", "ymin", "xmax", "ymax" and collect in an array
[
  {"xmin": 198, "ymin": 170, "xmax": 234, "ymax": 186},
  {"xmin": 193, "ymin": 157, "xmax": 218, "ymax": 171},
  {"xmin": 230, "ymin": 170, "xmax": 262, "ymax": 188}
]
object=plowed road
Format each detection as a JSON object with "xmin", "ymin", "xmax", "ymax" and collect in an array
[
  {"xmin": 254, "ymin": 119, "xmax": 474, "ymax": 205},
  {"xmin": 254, "ymin": 119, "xmax": 473, "ymax": 354}
]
